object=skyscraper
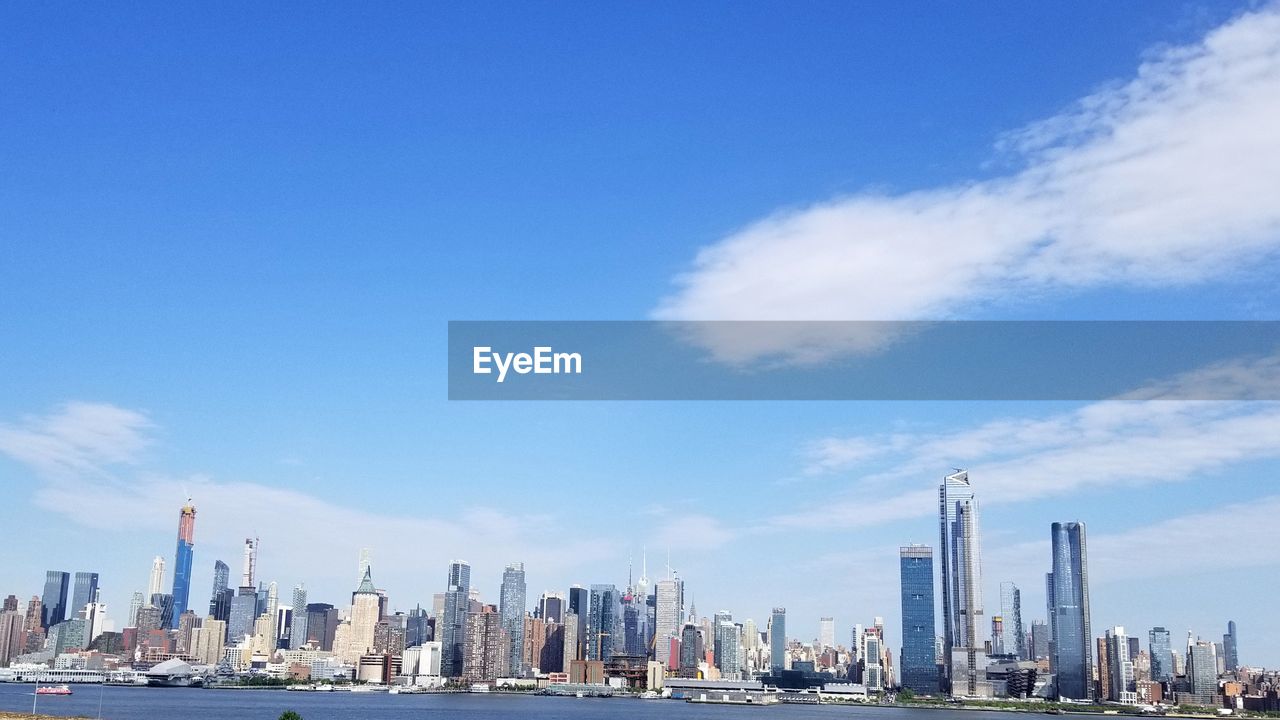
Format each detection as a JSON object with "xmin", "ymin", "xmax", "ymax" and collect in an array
[
  {"xmin": 939, "ymin": 470, "xmax": 986, "ymax": 696},
  {"xmin": 1149, "ymin": 627, "xmax": 1173, "ymax": 682},
  {"xmin": 1188, "ymin": 638, "xmax": 1219, "ymax": 703},
  {"xmin": 1048, "ymin": 521, "xmax": 1092, "ymax": 700},
  {"xmin": 441, "ymin": 560, "xmax": 471, "ymax": 677},
  {"xmin": 240, "ymin": 538, "xmax": 257, "ymax": 588},
  {"xmin": 500, "ymin": 562, "xmax": 526, "ymax": 675},
  {"xmin": 537, "ymin": 592, "xmax": 564, "ymax": 624},
  {"xmin": 1104, "ymin": 626, "xmax": 1135, "ymax": 702},
  {"xmin": 819, "ymin": 617, "xmax": 836, "ymax": 651},
  {"xmin": 170, "ymin": 501, "xmax": 196, "ymax": 624},
  {"xmin": 209, "ymin": 560, "xmax": 231, "ymax": 623},
  {"xmin": 999, "ymin": 582, "xmax": 1024, "ymax": 659},
  {"xmin": 587, "ymin": 584, "xmax": 621, "ymax": 661},
  {"xmin": 343, "ymin": 567, "xmax": 379, "ymax": 662},
  {"xmin": 653, "ymin": 579, "xmax": 682, "ymax": 667},
  {"xmin": 769, "ymin": 607, "xmax": 786, "ymax": 673},
  {"xmin": 463, "ymin": 604, "xmax": 504, "ymax": 681},
  {"xmin": 1223, "ymin": 621, "xmax": 1238, "ymax": 672},
  {"xmin": 290, "ymin": 584, "xmax": 308, "ymax": 650},
  {"xmin": 567, "ymin": 585, "xmax": 590, "ymax": 662},
  {"xmin": 42, "ymin": 571, "xmax": 70, "ymax": 629},
  {"xmin": 70, "ymin": 572, "xmax": 99, "ymax": 618},
  {"xmin": 716, "ymin": 618, "xmax": 742, "ymax": 679},
  {"xmin": 900, "ymin": 544, "xmax": 937, "ymax": 694},
  {"xmin": 148, "ymin": 556, "xmax": 166, "ymax": 597},
  {"xmin": 0, "ymin": 611, "xmax": 25, "ymax": 667},
  {"xmin": 1030, "ymin": 620, "xmax": 1050, "ymax": 661}
]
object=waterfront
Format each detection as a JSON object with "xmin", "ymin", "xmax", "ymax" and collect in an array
[{"xmin": 0, "ymin": 686, "xmax": 1039, "ymax": 720}]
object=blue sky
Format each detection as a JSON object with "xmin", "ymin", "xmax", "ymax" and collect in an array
[{"xmin": 3, "ymin": 2, "xmax": 1280, "ymax": 666}]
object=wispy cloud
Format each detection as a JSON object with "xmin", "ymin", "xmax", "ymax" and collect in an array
[
  {"xmin": 781, "ymin": 399, "xmax": 1280, "ymax": 529},
  {"xmin": 0, "ymin": 403, "xmax": 612, "ymax": 603},
  {"xmin": 655, "ymin": 5, "xmax": 1280, "ymax": 362},
  {"xmin": 986, "ymin": 494, "xmax": 1280, "ymax": 589},
  {"xmin": 0, "ymin": 401, "xmax": 152, "ymax": 478}
]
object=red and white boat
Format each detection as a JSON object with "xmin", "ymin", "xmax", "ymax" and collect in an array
[{"xmin": 36, "ymin": 684, "xmax": 73, "ymax": 696}]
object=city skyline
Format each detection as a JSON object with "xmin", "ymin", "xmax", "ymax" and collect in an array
[
  {"xmin": 4, "ymin": 0, "xmax": 1280, "ymax": 673},
  {"xmin": 4, "ymin": 475, "xmax": 1260, "ymax": 680}
]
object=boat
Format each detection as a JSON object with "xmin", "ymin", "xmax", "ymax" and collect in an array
[
  {"xmin": 36, "ymin": 685, "xmax": 73, "ymax": 696},
  {"xmin": 639, "ymin": 690, "xmax": 662, "ymax": 700}
]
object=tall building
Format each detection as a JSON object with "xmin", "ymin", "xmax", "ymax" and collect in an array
[
  {"xmin": 1188, "ymin": 638, "xmax": 1219, "ymax": 703},
  {"xmin": 148, "ymin": 556, "xmax": 166, "ymax": 597},
  {"xmin": 343, "ymin": 567, "xmax": 379, "ymax": 663},
  {"xmin": 819, "ymin": 617, "xmax": 836, "ymax": 651},
  {"xmin": 499, "ymin": 562, "xmax": 527, "ymax": 676},
  {"xmin": 769, "ymin": 607, "xmax": 786, "ymax": 672},
  {"xmin": 441, "ymin": 560, "xmax": 471, "ymax": 677},
  {"xmin": 1223, "ymin": 621, "xmax": 1238, "ymax": 672},
  {"xmin": 1048, "ymin": 521, "xmax": 1092, "ymax": 700},
  {"xmin": 150, "ymin": 592, "xmax": 175, "ymax": 629},
  {"xmin": 715, "ymin": 617, "xmax": 741, "ymax": 679},
  {"xmin": 567, "ymin": 585, "xmax": 589, "ymax": 661},
  {"xmin": 587, "ymin": 584, "xmax": 620, "ymax": 661},
  {"xmin": 1030, "ymin": 620, "xmax": 1050, "ymax": 661},
  {"xmin": 0, "ymin": 611, "xmax": 24, "ymax": 667},
  {"xmin": 305, "ymin": 603, "xmax": 338, "ymax": 651},
  {"xmin": 170, "ymin": 501, "xmax": 196, "ymax": 624},
  {"xmin": 679, "ymin": 623, "xmax": 702, "ymax": 673},
  {"xmin": 653, "ymin": 579, "xmax": 682, "ymax": 667},
  {"xmin": 41, "ymin": 571, "xmax": 70, "ymax": 628},
  {"xmin": 22, "ymin": 597, "xmax": 44, "ymax": 653},
  {"xmin": 228, "ymin": 587, "xmax": 258, "ymax": 643},
  {"xmin": 900, "ymin": 544, "xmax": 938, "ymax": 694},
  {"xmin": 290, "ymin": 584, "xmax": 308, "ymax": 650},
  {"xmin": 562, "ymin": 611, "xmax": 579, "ymax": 672},
  {"xmin": 1104, "ymin": 627, "xmax": 1136, "ymax": 701},
  {"xmin": 999, "ymin": 582, "xmax": 1025, "ymax": 659},
  {"xmin": 209, "ymin": 560, "xmax": 232, "ymax": 624},
  {"xmin": 939, "ymin": 470, "xmax": 986, "ymax": 696},
  {"xmin": 463, "ymin": 604, "xmax": 505, "ymax": 681},
  {"xmin": 1149, "ymin": 627, "xmax": 1173, "ymax": 682},
  {"xmin": 537, "ymin": 592, "xmax": 564, "ymax": 624},
  {"xmin": 70, "ymin": 572, "xmax": 99, "ymax": 618},
  {"xmin": 240, "ymin": 538, "xmax": 257, "ymax": 588}
]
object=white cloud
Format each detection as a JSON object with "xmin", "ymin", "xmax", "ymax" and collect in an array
[
  {"xmin": 0, "ymin": 403, "xmax": 612, "ymax": 608},
  {"xmin": 0, "ymin": 401, "xmax": 152, "ymax": 478},
  {"xmin": 655, "ymin": 5, "xmax": 1280, "ymax": 362},
  {"xmin": 780, "ymin": 399, "xmax": 1280, "ymax": 529},
  {"xmin": 987, "ymin": 495, "xmax": 1280, "ymax": 588},
  {"xmin": 650, "ymin": 513, "xmax": 738, "ymax": 551}
]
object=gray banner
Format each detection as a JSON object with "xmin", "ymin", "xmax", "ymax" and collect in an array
[{"xmin": 447, "ymin": 321, "xmax": 1280, "ymax": 401}]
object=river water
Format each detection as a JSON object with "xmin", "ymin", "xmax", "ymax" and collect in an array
[{"xmin": 0, "ymin": 685, "xmax": 1034, "ymax": 720}]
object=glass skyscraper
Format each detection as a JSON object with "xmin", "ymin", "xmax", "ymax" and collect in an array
[
  {"xmin": 769, "ymin": 606, "xmax": 786, "ymax": 672},
  {"xmin": 41, "ymin": 571, "xmax": 69, "ymax": 629},
  {"xmin": 441, "ymin": 559, "xmax": 471, "ymax": 677},
  {"xmin": 70, "ymin": 571, "xmax": 99, "ymax": 618},
  {"xmin": 900, "ymin": 545, "xmax": 938, "ymax": 694},
  {"xmin": 939, "ymin": 470, "xmax": 985, "ymax": 696},
  {"xmin": 1149, "ymin": 627, "xmax": 1173, "ymax": 682},
  {"xmin": 1223, "ymin": 621, "xmax": 1238, "ymax": 672},
  {"xmin": 499, "ymin": 562, "xmax": 526, "ymax": 675},
  {"xmin": 1049, "ymin": 521, "xmax": 1092, "ymax": 700},
  {"xmin": 170, "ymin": 502, "xmax": 196, "ymax": 627},
  {"xmin": 587, "ymin": 584, "xmax": 621, "ymax": 661},
  {"xmin": 999, "ymin": 581, "xmax": 1025, "ymax": 659}
]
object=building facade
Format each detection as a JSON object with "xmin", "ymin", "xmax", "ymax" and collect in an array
[
  {"xmin": 900, "ymin": 544, "xmax": 937, "ymax": 694},
  {"xmin": 1049, "ymin": 521, "xmax": 1092, "ymax": 700}
]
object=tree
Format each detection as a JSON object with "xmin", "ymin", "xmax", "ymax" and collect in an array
[{"xmin": 279, "ymin": 712, "xmax": 303, "ymax": 720}]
